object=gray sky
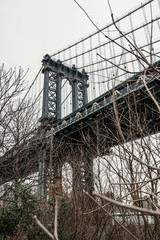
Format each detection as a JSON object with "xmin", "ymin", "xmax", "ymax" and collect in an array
[{"xmin": 0, "ymin": 0, "xmax": 145, "ymax": 84}]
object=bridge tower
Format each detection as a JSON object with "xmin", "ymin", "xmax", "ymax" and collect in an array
[
  {"xmin": 38, "ymin": 54, "xmax": 93, "ymax": 200},
  {"xmin": 41, "ymin": 54, "xmax": 89, "ymax": 120}
]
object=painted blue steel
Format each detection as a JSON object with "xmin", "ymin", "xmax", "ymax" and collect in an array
[
  {"xmin": 52, "ymin": 73, "xmax": 160, "ymax": 135},
  {"xmin": 42, "ymin": 66, "xmax": 49, "ymax": 118},
  {"xmin": 41, "ymin": 54, "xmax": 89, "ymax": 120},
  {"xmin": 1, "ymin": 69, "xmax": 160, "ymax": 183}
]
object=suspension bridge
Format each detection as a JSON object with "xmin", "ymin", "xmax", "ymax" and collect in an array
[{"xmin": 1, "ymin": 0, "xmax": 160, "ymax": 198}]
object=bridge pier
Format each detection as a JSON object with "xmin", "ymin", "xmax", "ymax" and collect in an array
[
  {"xmin": 71, "ymin": 147, "xmax": 94, "ymax": 207},
  {"xmin": 36, "ymin": 133, "xmax": 95, "ymax": 204},
  {"xmin": 84, "ymin": 157, "xmax": 94, "ymax": 195}
]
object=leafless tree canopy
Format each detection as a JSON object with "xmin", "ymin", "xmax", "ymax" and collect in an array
[{"xmin": 1, "ymin": 1, "xmax": 160, "ymax": 239}]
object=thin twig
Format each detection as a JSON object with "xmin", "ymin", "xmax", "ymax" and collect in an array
[
  {"xmin": 33, "ymin": 215, "xmax": 55, "ymax": 240},
  {"xmin": 54, "ymin": 196, "xmax": 59, "ymax": 240},
  {"xmin": 142, "ymin": 73, "xmax": 160, "ymax": 113},
  {"xmin": 84, "ymin": 192, "xmax": 139, "ymax": 240},
  {"xmin": 93, "ymin": 192, "xmax": 160, "ymax": 216}
]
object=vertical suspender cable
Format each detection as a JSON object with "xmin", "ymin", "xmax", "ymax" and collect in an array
[
  {"xmin": 108, "ymin": 29, "xmax": 114, "ymax": 89},
  {"xmin": 142, "ymin": 7, "xmax": 150, "ymax": 44},
  {"xmin": 75, "ymin": 44, "xmax": 78, "ymax": 67},
  {"xmin": 89, "ymin": 36, "xmax": 95, "ymax": 101},
  {"xmin": 117, "ymin": 20, "xmax": 128, "ymax": 82},
  {"xmin": 111, "ymin": 25, "xmax": 117, "ymax": 88},
  {"xmin": 129, "ymin": 14, "xmax": 136, "ymax": 73},
  {"xmin": 103, "ymin": 32, "xmax": 109, "ymax": 92},
  {"xmin": 98, "ymin": 32, "xmax": 103, "ymax": 95},
  {"xmin": 129, "ymin": 13, "xmax": 142, "ymax": 72},
  {"xmin": 142, "ymin": 5, "xmax": 153, "ymax": 64},
  {"xmin": 82, "ymin": 40, "xmax": 85, "ymax": 68},
  {"xmin": 96, "ymin": 51, "xmax": 100, "ymax": 98},
  {"xmin": 149, "ymin": 2, "xmax": 155, "ymax": 63}
]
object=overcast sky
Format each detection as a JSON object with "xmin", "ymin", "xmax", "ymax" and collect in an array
[{"xmin": 0, "ymin": 0, "xmax": 150, "ymax": 84}]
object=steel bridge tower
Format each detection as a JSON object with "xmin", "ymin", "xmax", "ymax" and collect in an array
[
  {"xmin": 41, "ymin": 54, "xmax": 89, "ymax": 120},
  {"xmin": 38, "ymin": 54, "xmax": 94, "ymax": 201}
]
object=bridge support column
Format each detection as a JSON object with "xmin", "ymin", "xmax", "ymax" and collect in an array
[
  {"xmin": 84, "ymin": 157, "xmax": 94, "ymax": 195},
  {"xmin": 56, "ymin": 73, "xmax": 62, "ymax": 120},
  {"xmin": 82, "ymin": 69, "xmax": 88, "ymax": 105},
  {"xmin": 72, "ymin": 163, "xmax": 83, "ymax": 192},
  {"xmin": 72, "ymin": 149, "xmax": 94, "ymax": 207},
  {"xmin": 42, "ymin": 62, "xmax": 50, "ymax": 118},
  {"xmin": 72, "ymin": 79, "xmax": 78, "ymax": 112}
]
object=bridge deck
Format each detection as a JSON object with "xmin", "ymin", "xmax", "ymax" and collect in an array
[
  {"xmin": 53, "ymin": 61, "xmax": 160, "ymax": 139},
  {"xmin": 1, "ymin": 61, "xmax": 160, "ymax": 182}
]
